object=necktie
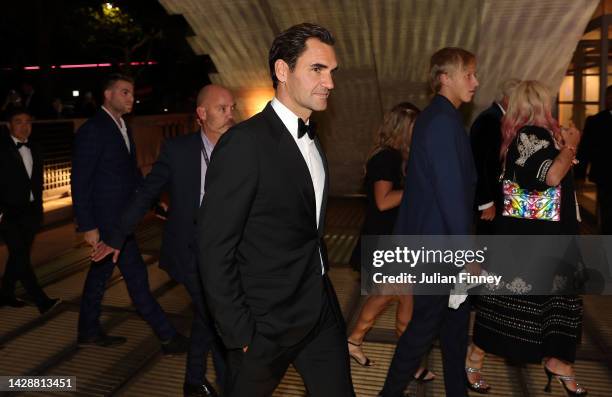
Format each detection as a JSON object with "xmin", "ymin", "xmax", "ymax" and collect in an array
[
  {"xmin": 15, "ymin": 141, "xmax": 31, "ymax": 149},
  {"xmin": 297, "ymin": 118, "xmax": 316, "ymax": 140}
]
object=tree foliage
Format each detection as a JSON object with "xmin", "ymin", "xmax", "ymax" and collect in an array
[{"xmin": 74, "ymin": 2, "xmax": 161, "ymax": 71}]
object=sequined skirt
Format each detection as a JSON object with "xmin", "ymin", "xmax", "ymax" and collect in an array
[{"xmin": 473, "ymin": 295, "xmax": 583, "ymax": 363}]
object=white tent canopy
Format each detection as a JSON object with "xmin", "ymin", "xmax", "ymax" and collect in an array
[{"xmin": 159, "ymin": 0, "xmax": 598, "ymax": 194}]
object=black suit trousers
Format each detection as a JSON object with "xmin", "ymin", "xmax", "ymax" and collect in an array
[
  {"xmin": 381, "ymin": 294, "xmax": 470, "ymax": 397},
  {"xmin": 182, "ymin": 271, "xmax": 227, "ymax": 387},
  {"xmin": 0, "ymin": 204, "xmax": 49, "ymax": 307},
  {"xmin": 226, "ymin": 276, "xmax": 355, "ymax": 397}
]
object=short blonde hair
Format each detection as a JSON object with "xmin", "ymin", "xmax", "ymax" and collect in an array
[{"xmin": 429, "ymin": 47, "xmax": 476, "ymax": 93}]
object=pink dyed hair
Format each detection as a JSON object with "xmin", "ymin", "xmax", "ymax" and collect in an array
[{"xmin": 500, "ymin": 80, "xmax": 560, "ymax": 162}]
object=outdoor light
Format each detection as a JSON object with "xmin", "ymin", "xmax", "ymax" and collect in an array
[
  {"xmin": 17, "ymin": 61, "xmax": 156, "ymax": 71},
  {"xmin": 72, "ymin": 90, "xmax": 80, "ymax": 97},
  {"xmin": 163, "ymin": 108, "xmax": 168, "ymax": 112},
  {"xmin": 105, "ymin": 2, "xmax": 113, "ymax": 10},
  {"xmin": 136, "ymin": 100, "xmax": 140, "ymax": 104}
]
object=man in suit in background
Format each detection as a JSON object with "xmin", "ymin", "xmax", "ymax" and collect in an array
[
  {"xmin": 380, "ymin": 47, "xmax": 478, "ymax": 397},
  {"xmin": 577, "ymin": 85, "xmax": 612, "ymax": 234},
  {"xmin": 0, "ymin": 108, "xmax": 60, "ymax": 313},
  {"xmin": 470, "ymin": 79, "xmax": 520, "ymax": 234},
  {"xmin": 92, "ymin": 84, "xmax": 235, "ymax": 397},
  {"xmin": 198, "ymin": 23, "xmax": 354, "ymax": 397},
  {"xmin": 71, "ymin": 74, "xmax": 186, "ymax": 351}
]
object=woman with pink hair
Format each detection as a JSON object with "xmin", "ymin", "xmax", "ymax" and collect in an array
[{"xmin": 470, "ymin": 80, "xmax": 586, "ymax": 396}]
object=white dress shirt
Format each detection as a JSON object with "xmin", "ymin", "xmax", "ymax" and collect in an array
[
  {"xmin": 102, "ymin": 106, "xmax": 131, "ymax": 152},
  {"xmin": 11, "ymin": 135, "xmax": 34, "ymax": 201},
  {"xmin": 271, "ymin": 97, "xmax": 326, "ymax": 274}
]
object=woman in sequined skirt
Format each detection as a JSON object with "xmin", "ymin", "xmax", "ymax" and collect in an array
[{"xmin": 472, "ymin": 81, "xmax": 587, "ymax": 396}]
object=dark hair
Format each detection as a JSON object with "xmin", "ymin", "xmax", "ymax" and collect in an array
[
  {"xmin": 268, "ymin": 23, "xmax": 335, "ymax": 89},
  {"xmin": 6, "ymin": 107, "xmax": 32, "ymax": 122},
  {"xmin": 101, "ymin": 73, "xmax": 134, "ymax": 94}
]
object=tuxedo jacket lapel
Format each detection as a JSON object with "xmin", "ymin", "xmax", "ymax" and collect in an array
[
  {"xmin": 30, "ymin": 144, "xmax": 42, "ymax": 183},
  {"xmin": 8, "ymin": 140, "xmax": 32, "ymax": 182},
  {"xmin": 314, "ymin": 136, "xmax": 328, "ymax": 236},
  {"xmin": 190, "ymin": 132, "xmax": 203, "ymax": 211},
  {"xmin": 262, "ymin": 104, "xmax": 317, "ymax": 222}
]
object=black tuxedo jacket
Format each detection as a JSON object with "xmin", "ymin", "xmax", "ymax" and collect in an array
[
  {"xmin": 198, "ymin": 102, "xmax": 331, "ymax": 349},
  {"xmin": 470, "ymin": 102, "xmax": 503, "ymax": 209},
  {"xmin": 0, "ymin": 131, "xmax": 43, "ymax": 224},
  {"xmin": 107, "ymin": 132, "xmax": 202, "ymax": 283},
  {"xmin": 577, "ymin": 109, "xmax": 612, "ymax": 186}
]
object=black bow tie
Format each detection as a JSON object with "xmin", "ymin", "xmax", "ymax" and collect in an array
[
  {"xmin": 297, "ymin": 118, "xmax": 316, "ymax": 140},
  {"xmin": 15, "ymin": 141, "xmax": 30, "ymax": 149}
]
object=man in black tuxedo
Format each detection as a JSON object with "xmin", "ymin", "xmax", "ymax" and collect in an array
[
  {"xmin": 71, "ymin": 74, "xmax": 184, "ymax": 350},
  {"xmin": 470, "ymin": 79, "xmax": 519, "ymax": 234},
  {"xmin": 0, "ymin": 109, "xmax": 60, "ymax": 313},
  {"xmin": 92, "ymin": 84, "xmax": 235, "ymax": 397},
  {"xmin": 578, "ymin": 85, "xmax": 612, "ymax": 234},
  {"xmin": 198, "ymin": 23, "xmax": 354, "ymax": 397},
  {"xmin": 381, "ymin": 48, "xmax": 479, "ymax": 397}
]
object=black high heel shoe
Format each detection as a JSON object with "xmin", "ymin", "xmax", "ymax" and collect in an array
[
  {"xmin": 347, "ymin": 339, "xmax": 372, "ymax": 366},
  {"xmin": 544, "ymin": 366, "xmax": 588, "ymax": 396},
  {"xmin": 413, "ymin": 367, "xmax": 436, "ymax": 383}
]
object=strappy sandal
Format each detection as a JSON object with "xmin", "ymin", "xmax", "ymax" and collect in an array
[
  {"xmin": 544, "ymin": 366, "xmax": 588, "ymax": 396},
  {"xmin": 413, "ymin": 367, "xmax": 436, "ymax": 383},
  {"xmin": 466, "ymin": 367, "xmax": 491, "ymax": 394},
  {"xmin": 347, "ymin": 339, "xmax": 373, "ymax": 366}
]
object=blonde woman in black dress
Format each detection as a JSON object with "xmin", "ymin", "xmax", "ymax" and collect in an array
[{"xmin": 347, "ymin": 102, "xmax": 435, "ymax": 382}]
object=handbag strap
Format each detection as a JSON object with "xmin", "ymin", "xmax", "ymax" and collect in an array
[{"xmin": 499, "ymin": 149, "xmax": 516, "ymax": 182}]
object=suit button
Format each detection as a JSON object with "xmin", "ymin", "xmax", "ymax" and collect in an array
[{"xmin": 193, "ymin": 219, "xmax": 197, "ymax": 225}]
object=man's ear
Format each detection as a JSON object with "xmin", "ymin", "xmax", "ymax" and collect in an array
[
  {"xmin": 103, "ymin": 89, "xmax": 111, "ymax": 103},
  {"xmin": 196, "ymin": 106, "xmax": 206, "ymax": 124},
  {"xmin": 274, "ymin": 59, "xmax": 289, "ymax": 84},
  {"xmin": 439, "ymin": 72, "xmax": 451, "ymax": 88}
]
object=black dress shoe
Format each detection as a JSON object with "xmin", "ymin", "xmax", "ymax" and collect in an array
[
  {"xmin": 0, "ymin": 295, "xmax": 27, "ymax": 308},
  {"xmin": 38, "ymin": 298, "xmax": 62, "ymax": 315},
  {"xmin": 183, "ymin": 381, "xmax": 218, "ymax": 397},
  {"xmin": 162, "ymin": 333, "xmax": 190, "ymax": 355},
  {"xmin": 78, "ymin": 333, "xmax": 127, "ymax": 347}
]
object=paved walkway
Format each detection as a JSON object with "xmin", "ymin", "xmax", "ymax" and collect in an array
[{"xmin": 1, "ymin": 198, "xmax": 611, "ymax": 396}]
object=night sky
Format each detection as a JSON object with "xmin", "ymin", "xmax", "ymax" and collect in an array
[{"xmin": 1, "ymin": 0, "xmax": 214, "ymax": 115}]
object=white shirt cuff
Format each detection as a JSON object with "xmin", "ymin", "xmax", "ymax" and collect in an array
[{"xmin": 478, "ymin": 201, "xmax": 494, "ymax": 211}]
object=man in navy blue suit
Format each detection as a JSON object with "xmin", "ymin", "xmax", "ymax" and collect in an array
[
  {"xmin": 380, "ymin": 48, "xmax": 478, "ymax": 397},
  {"xmin": 92, "ymin": 84, "xmax": 235, "ymax": 397},
  {"xmin": 71, "ymin": 74, "xmax": 185, "ymax": 351}
]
